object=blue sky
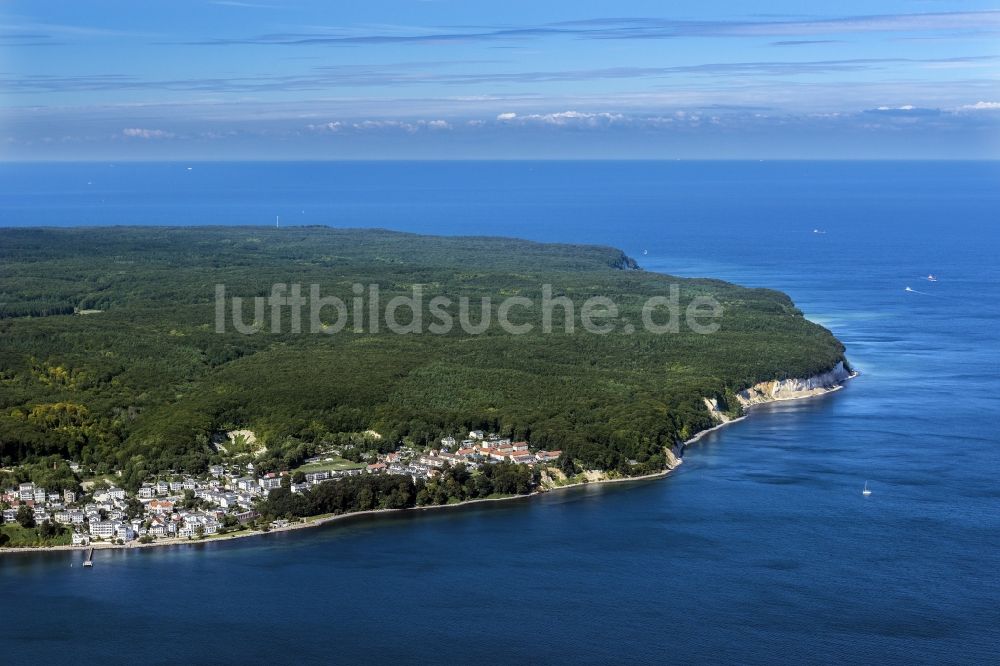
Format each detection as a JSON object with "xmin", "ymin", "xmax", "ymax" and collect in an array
[{"xmin": 2, "ymin": 1, "xmax": 999, "ymax": 159}]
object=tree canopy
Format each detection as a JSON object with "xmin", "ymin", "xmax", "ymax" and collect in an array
[{"xmin": 0, "ymin": 226, "xmax": 845, "ymax": 474}]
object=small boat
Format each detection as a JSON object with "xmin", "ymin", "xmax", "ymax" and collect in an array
[
  {"xmin": 83, "ymin": 547, "xmax": 94, "ymax": 567},
  {"xmin": 926, "ymin": 274, "xmax": 937, "ymax": 282},
  {"xmin": 862, "ymin": 481, "xmax": 872, "ymax": 497}
]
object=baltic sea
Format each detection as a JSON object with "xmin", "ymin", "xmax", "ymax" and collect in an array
[{"xmin": 1, "ymin": 161, "xmax": 998, "ymax": 664}]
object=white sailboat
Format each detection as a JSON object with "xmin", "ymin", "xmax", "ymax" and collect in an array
[{"xmin": 862, "ymin": 481, "xmax": 872, "ymax": 496}]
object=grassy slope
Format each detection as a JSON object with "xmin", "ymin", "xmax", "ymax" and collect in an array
[{"xmin": 0, "ymin": 524, "xmax": 73, "ymax": 547}]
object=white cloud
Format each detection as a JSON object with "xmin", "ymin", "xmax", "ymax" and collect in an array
[
  {"xmin": 306, "ymin": 119, "xmax": 452, "ymax": 133},
  {"xmin": 866, "ymin": 104, "xmax": 941, "ymax": 117},
  {"xmin": 122, "ymin": 127, "xmax": 173, "ymax": 139},
  {"xmin": 496, "ymin": 110, "xmax": 626, "ymax": 127},
  {"xmin": 718, "ymin": 10, "xmax": 1000, "ymax": 36},
  {"xmin": 958, "ymin": 101, "xmax": 1000, "ymax": 111},
  {"xmin": 307, "ymin": 121, "xmax": 344, "ymax": 132},
  {"xmin": 353, "ymin": 120, "xmax": 416, "ymax": 132}
]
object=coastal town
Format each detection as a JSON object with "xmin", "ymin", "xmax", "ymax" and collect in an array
[{"xmin": 0, "ymin": 431, "xmax": 561, "ymax": 549}]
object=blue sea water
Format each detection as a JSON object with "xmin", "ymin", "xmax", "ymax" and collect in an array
[{"xmin": 1, "ymin": 161, "xmax": 999, "ymax": 664}]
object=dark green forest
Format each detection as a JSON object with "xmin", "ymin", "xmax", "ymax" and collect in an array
[{"xmin": 0, "ymin": 226, "xmax": 845, "ymax": 476}]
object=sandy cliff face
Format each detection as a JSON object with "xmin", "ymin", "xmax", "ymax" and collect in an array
[
  {"xmin": 735, "ymin": 361, "xmax": 852, "ymax": 407},
  {"xmin": 664, "ymin": 443, "xmax": 683, "ymax": 469},
  {"xmin": 702, "ymin": 397, "xmax": 735, "ymax": 424},
  {"xmin": 702, "ymin": 361, "xmax": 853, "ymax": 424}
]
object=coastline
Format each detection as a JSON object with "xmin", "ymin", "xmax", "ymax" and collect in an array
[
  {"xmin": 0, "ymin": 476, "xmax": 673, "ymax": 556},
  {"xmin": 1, "ymin": 366, "xmax": 856, "ymax": 557}
]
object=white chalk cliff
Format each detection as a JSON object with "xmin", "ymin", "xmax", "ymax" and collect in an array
[
  {"xmin": 702, "ymin": 361, "xmax": 853, "ymax": 423},
  {"xmin": 735, "ymin": 360, "xmax": 853, "ymax": 407}
]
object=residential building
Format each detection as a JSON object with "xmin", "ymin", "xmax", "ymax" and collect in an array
[
  {"xmin": 258, "ymin": 476, "xmax": 282, "ymax": 491},
  {"xmin": 234, "ymin": 510, "xmax": 257, "ymax": 524},
  {"xmin": 305, "ymin": 471, "xmax": 330, "ymax": 484},
  {"xmin": 236, "ymin": 477, "xmax": 258, "ymax": 493},
  {"xmin": 89, "ymin": 521, "xmax": 115, "ymax": 538},
  {"xmin": 218, "ymin": 493, "xmax": 239, "ymax": 508},
  {"xmin": 423, "ymin": 455, "xmax": 451, "ymax": 468},
  {"xmin": 148, "ymin": 516, "xmax": 169, "ymax": 536},
  {"xmin": 147, "ymin": 499, "xmax": 174, "ymax": 515}
]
